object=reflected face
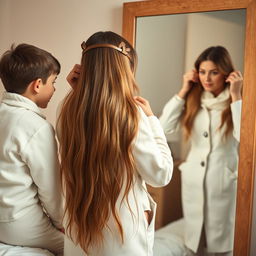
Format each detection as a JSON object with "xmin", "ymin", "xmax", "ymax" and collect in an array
[{"xmin": 199, "ymin": 60, "xmax": 226, "ymax": 97}]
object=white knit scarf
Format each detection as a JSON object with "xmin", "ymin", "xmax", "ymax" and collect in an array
[{"xmin": 201, "ymin": 87, "xmax": 230, "ymax": 110}]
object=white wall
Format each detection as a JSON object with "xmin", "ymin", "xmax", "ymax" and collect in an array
[
  {"xmin": 0, "ymin": 0, "xmax": 141, "ymax": 125},
  {"xmin": 0, "ymin": 1, "xmax": 10, "ymax": 55}
]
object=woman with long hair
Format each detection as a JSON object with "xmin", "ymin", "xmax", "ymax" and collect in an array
[
  {"xmin": 57, "ymin": 31, "xmax": 173, "ymax": 256},
  {"xmin": 160, "ymin": 46, "xmax": 243, "ymax": 256}
]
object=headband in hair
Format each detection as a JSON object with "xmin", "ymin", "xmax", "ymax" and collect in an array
[{"xmin": 81, "ymin": 41, "xmax": 131, "ymax": 59}]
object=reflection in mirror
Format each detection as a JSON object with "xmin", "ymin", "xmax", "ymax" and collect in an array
[
  {"xmin": 136, "ymin": 10, "xmax": 245, "ymax": 156},
  {"xmin": 135, "ymin": 9, "xmax": 246, "ymax": 255}
]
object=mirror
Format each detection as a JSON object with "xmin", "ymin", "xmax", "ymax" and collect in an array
[
  {"xmin": 123, "ymin": 1, "xmax": 256, "ymax": 255},
  {"xmin": 135, "ymin": 9, "xmax": 245, "ymax": 254}
]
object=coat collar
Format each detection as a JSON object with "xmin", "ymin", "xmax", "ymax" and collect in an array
[{"xmin": 1, "ymin": 92, "xmax": 46, "ymax": 119}]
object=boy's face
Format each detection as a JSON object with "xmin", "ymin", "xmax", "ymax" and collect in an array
[{"xmin": 37, "ymin": 74, "xmax": 57, "ymax": 108}]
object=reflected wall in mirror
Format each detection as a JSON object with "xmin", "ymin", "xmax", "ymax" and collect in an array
[{"xmin": 123, "ymin": 1, "xmax": 256, "ymax": 256}]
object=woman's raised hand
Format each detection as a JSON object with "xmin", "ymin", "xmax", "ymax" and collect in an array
[
  {"xmin": 178, "ymin": 69, "xmax": 199, "ymax": 99},
  {"xmin": 134, "ymin": 96, "xmax": 154, "ymax": 116},
  {"xmin": 226, "ymin": 71, "xmax": 243, "ymax": 102},
  {"xmin": 66, "ymin": 64, "xmax": 81, "ymax": 88}
]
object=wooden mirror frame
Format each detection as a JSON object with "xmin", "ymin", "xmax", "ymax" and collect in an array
[{"xmin": 122, "ymin": 0, "xmax": 256, "ymax": 255}]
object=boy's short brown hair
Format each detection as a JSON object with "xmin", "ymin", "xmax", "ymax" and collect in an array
[{"xmin": 0, "ymin": 43, "xmax": 61, "ymax": 94}]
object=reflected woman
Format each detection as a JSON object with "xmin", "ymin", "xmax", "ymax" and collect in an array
[{"xmin": 160, "ymin": 46, "xmax": 243, "ymax": 256}]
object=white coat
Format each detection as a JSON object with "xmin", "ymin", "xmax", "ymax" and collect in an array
[
  {"xmin": 62, "ymin": 107, "xmax": 173, "ymax": 256},
  {"xmin": 160, "ymin": 93, "xmax": 242, "ymax": 253},
  {"xmin": 0, "ymin": 92, "xmax": 63, "ymax": 228}
]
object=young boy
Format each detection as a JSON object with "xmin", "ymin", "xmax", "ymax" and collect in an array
[{"xmin": 0, "ymin": 44, "xmax": 64, "ymax": 255}]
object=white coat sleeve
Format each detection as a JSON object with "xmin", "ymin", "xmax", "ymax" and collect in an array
[
  {"xmin": 133, "ymin": 107, "xmax": 173, "ymax": 187},
  {"xmin": 20, "ymin": 123, "xmax": 63, "ymax": 229},
  {"xmin": 159, "ymin": 95, "xmax": 185, "ymax": 134},
  {"xmin": 231, "ymin": 99, "xmax": 242, "ymax": 142}
]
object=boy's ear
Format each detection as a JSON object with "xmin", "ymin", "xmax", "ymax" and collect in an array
[{"xmin": 30, "ymin": 79, "xmax": 42, "ymax": 94}]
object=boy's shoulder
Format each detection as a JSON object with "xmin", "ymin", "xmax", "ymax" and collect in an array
[
  {"xmin": 1, "ymin": 103, "xmax": 54, "ymax": 139},
  {"xmin": 18, "ymin": 108, "xmax": 54, "ymax": 138},
  {"xmin": 20, "ymin": 107, "xmax": 51, "ymax": 128},
  {"xmin": 0, "ymin": 103, "xmax": 55, "ymax": 154},
  {"xmin": 0, "ymin": 93, "xmax": 53, "ymax": 131}
]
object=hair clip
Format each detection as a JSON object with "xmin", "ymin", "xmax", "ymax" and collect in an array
[
  {"xmin": 118, "ymin": 42, "xmax": 130, "ymax": 57},
  {"xmin": 81, "ymin": 41, "xmax": 87, "ymax": 51}
]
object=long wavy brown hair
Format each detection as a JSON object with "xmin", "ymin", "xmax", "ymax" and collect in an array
[
  {"xmin": 58, "ymin": 31, "xmax": 139, "ymax": 253},
  {"xmin": 182, "ymin": 46, "xmax": 235, "ymax": 139}
]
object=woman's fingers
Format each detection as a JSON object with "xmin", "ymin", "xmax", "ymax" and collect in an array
[
  {"xmin": 134, "ymin": 96, "xmax": 154, "ymax": 116},
  {"xmin": 228, "ymin": 71, "xmax": 243, "ymax": 101},
  {"xmin": 66, "ymin": 64, "xmax": 81, "ymax": 88},
  {"xmin": 134, "ymin": 96, "xmax": 147, "ymax": 105}
]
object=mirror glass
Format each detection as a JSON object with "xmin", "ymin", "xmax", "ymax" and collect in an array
[
  {"xmin": 135, "ymin": 9, "xmax": 246, "ymax": 253},
  {"xmin": 136, "ymin": 9, "xmax": 245, "ymax": 159}
]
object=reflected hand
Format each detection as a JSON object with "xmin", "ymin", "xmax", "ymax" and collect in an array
[
  {"xmin": 66, "ymin": 64, "xmax": 81, "ymax": 88},
  {"xmin": 178, "ymin": 69, "xmax": 199, "ymax": 99},
  {"xmin": 226, "ymin": 71, "xmax": 243, "ymax": 102},
  {"xmin": 134, "ymin": 96, "xmax": 154, "ymax": 116}
]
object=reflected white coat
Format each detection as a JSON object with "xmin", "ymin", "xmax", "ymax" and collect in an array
[{"xmin": 160, "ymin": 95, "xmax": 241, "ymax": 253}]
